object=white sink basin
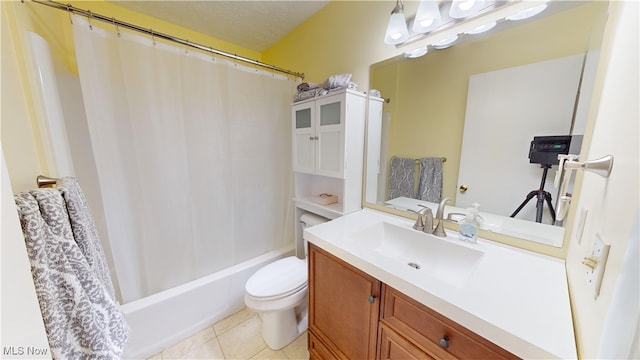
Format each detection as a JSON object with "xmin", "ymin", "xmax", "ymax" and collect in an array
[{"xmin": 349, "ymin": 222, "xmax": 484, "ymax": 288}]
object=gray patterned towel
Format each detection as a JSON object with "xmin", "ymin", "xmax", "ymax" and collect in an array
[
  {"xmin": 387, "ymin": 156, "xmax": 416, "ymax": 200},
  {"xmin": 56, "ymin": 177, "xmax": 117, "ymax": 301},
  {"xmin": 417, "ymin": 157, "xmax": 443, "ymax": 202},
  {"xmin": 14, "ymin": 184, "xmax": 129, "ymax": 359}
]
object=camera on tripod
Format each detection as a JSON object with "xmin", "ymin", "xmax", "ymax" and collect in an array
[
  {"xmin": 528, "ymin": 135, "xmax": 572, "ymax": 166},
  {"xmin": 511, "ymin": 135, "xmax": 580, "ymax": 224}
]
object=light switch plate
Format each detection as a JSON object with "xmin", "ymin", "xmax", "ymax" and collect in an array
[{"xmin": 586, "ymin": 233, "xmax": 610, "ymax": 299}]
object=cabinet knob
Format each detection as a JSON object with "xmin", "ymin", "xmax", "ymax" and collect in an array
[
  {"xmin": 309, "ymin": 136, "xmax": 314, "ymax": 140},
  {"xmin": 368, "ymin": 295, "xmax": 376, "ymax": 304},
  {"xmin": 438, "ymin": 336, "xmax": 449, "ymax": 349},
  {"xmin": 459, "ymin": 184, "xmax": 468, "ymax": 193}
]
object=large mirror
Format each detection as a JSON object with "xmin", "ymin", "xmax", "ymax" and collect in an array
[{"xmin": 365, "ymin": 1, "xmax": 609, "ymax": 247}]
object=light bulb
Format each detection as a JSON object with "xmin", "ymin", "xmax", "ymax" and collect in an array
[
  {"xmin": 384, "ymin": 4, "xmax": 409, "ymax": 45},
  {"xmin": 458, "ymin": 0, "xmax": 476, "ymax": 11},
  {"xmin": 420, "ymin": 19, "xmax": 434, "ymax": 28},
  {"xmin": 412, "ymin": 0, "xmax": 442, "ymax": 34},
  {"xmin": 449, "ymin": 0, "xmax": 486, "ymax": 19}
]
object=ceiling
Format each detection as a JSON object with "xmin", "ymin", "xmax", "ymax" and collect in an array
[{"xmin": 109, "ymin": 1, "xmax": 330, "ymax": 52}]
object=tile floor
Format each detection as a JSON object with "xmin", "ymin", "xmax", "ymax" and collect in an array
[{"xmin": 146, "ymin": 307, "xmax": 309, "ymax": 359}]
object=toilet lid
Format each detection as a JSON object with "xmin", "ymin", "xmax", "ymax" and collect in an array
[{"xmin": 245, "ymin": 257, "xmax": 307, "ymax": 298}]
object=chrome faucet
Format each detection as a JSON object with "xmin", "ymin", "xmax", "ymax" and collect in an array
[
  {"xmin": 432, "ymin": 198, "xmax": 450, "ymax": 237},
  {"xmin": 420, "ymin": 205, "xmax": 434, "ymax": 234},
  {"xmin": 410, "ymin": 205, "xmax": 433, "ymax": 233}
]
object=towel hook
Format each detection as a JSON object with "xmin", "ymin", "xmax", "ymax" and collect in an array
[
  {"xmin": 564, "ymin": 154, "xmax": 614, "ymax": 178},
  {"xmin": 555, "ymin": 154, "xmax": 614, "ymax": 221}
]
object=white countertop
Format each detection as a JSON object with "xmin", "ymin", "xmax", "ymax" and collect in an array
[{"xmin": 304, "ymin": 208, "xmax": 576, "ymax": 359}]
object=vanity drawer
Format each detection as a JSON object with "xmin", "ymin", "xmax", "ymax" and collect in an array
[{"xmin": 380, "ymin": 285, "xmax": 519, "ymax": 360}]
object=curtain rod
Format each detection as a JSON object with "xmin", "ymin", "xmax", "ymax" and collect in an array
[{"xmin": 29, "ymin": 0, "xmax": 305, "ymax": 79}]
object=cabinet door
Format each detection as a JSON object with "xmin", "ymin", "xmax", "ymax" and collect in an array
[
  {"xmin": 315, "ymin": 97, "xmax": 344, "ymax": 178},
  {"xmin": 309, "ymin": 244, "xmax": 380, "ymax": 360},
  {"xmin": 293, "ymin": 103, "xmax": 316, "ymax": 174}
]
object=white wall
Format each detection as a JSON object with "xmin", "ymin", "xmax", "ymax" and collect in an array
[
  {"xmin": 0, "ymin": 148, "xmax": 51, "ymax": 358},
  {"xmin": 565, "ymin": 2, "xmax": 639, "ymax": 358},
  {"xmin": 1, "ymin": 3, "xmax": 51, "ymax": 355}
]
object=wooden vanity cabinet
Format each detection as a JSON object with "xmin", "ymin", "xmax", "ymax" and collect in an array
[
  {"xmin": 308, "ymin": 243, "xmax": 380, "ymax": 360},
  {"xmin": 308, "ymin": 243, "xmax": 520, "ymax": 360},
  {"xmin": 379, "ymin": 285, "xmax": 519, "ymax": 360}
]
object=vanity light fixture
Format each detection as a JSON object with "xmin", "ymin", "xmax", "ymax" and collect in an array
[
  {"xmin": 404, "ymin": 46, "xmax": 429, "ymax": 58},
  {"xmin": 384, "ymin": 0, "xmax": 410, "ymax": 45},
  {"xmin": 384, "ymin": 0, "xmax": 549, "ymax": 48},
  {"xmin": 506, "ymin": 3, "xmax": 548, "ymax": 21},
  {"xmin": 465, "ymin": 20, "xmax": 497, "ymax": 35},
  {"xmin": 412, "ymin": 0, "xmax": 442, "ymax": 34},
  {"xmin": 449, "ymin": 0, "xmax": 486, "ymax": 19},
  {"xmin": 432, "ymin": 35, "xmax": 459, "ymax": 49}
]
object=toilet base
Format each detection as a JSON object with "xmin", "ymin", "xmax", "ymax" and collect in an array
[
  {"xmin": 261, "ymin": 310, "xmax": 297, "ymax": 349},
  {"xmin": 260, "ymin": 302, "xmax": 308, "ymax": 350}
]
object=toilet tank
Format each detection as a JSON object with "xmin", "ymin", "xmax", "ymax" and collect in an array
[{"xmin": 299, "ymin": 212, "xmax": 329, "ymax": 256}]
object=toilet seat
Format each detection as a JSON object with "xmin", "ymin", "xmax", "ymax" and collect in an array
[{"xmin": 245, "ymin": 256, "xmax": 307, "ymax": 300}]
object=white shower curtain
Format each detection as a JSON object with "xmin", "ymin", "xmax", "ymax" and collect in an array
[{"xmin": 72, "ymin": 16, "xmax": 295, "ymax": 303}]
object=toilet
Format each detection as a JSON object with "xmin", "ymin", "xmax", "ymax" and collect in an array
[{"xmin": 244, "ymin": 212, "xmax": 329, "ymax": 349}]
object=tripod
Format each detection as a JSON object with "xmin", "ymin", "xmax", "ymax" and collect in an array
[{"xmin": 510, "ymin": 164, "xmax": 556, "ymax": 224}]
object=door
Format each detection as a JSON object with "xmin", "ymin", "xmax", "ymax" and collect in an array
[{"xmin": 457, "ymin": 55, "xmax": 583, "ymax": 222}]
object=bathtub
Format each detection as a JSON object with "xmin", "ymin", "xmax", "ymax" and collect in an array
[{"xmin": 120, "ymin": 246, "xmax": 294, "ymax": 359}]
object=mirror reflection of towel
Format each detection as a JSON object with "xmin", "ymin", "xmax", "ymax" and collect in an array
[
  {"xmin": 417, "ymin": 157, "xmax": 443, "ymax": 202},
  {"xmin": 388, "ymin": 157, "xmax": 416, "ymax": 200}
]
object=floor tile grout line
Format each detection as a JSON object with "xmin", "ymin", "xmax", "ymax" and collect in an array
[{"xmin": 213, "ymin": 334, "xmax": 226, "ymax": 360}]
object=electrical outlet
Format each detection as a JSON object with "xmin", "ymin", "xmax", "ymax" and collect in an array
[
  {"xmin": 584, "ymin": 233, "xmax": 610, "ymax": 299},
  {"xmin": 575, "ymin": 207, "xmax": 588, "ymax": 245}
]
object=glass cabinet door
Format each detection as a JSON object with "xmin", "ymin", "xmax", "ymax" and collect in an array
[
  {"xmin": 316, "ymin": 98, "xmax": 345, "ymax": 178},
  {"xmin": 292, "ymin": 105, "xmax": 316, "ymax": 174}
]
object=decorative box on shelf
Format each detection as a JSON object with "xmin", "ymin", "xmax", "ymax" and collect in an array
[{"xmin": 311, "ymin": 193, "xmax": 338, "ymax": 206}]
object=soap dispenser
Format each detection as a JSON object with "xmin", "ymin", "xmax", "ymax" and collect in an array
[{"xmin": 458, "ymin": 203, "xmax": 480, "ymax": 243}]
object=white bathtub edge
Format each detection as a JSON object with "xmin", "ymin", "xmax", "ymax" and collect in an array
[{"xmin": 121, "ymin": 246, "xmax": 295, "ymax": 359}]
